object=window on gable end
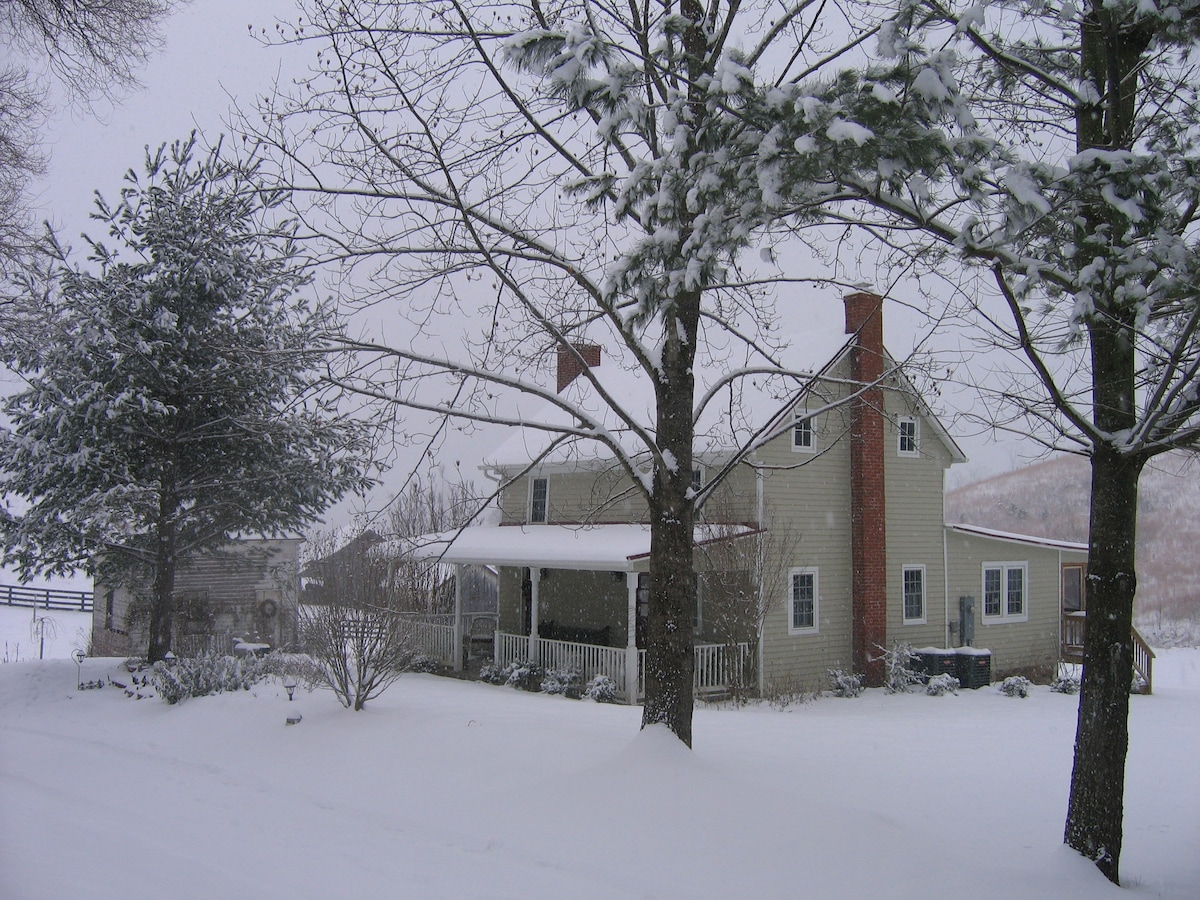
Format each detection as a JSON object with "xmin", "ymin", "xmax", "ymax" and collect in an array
[
  {"xmin": 793, "ymin": 412, "xmax": 815, "ymax": 452},
  {"xmin": 898, "ymin": 416, "xmax": 920, "ymax": 456},
  {"xmin": 530, "ymin": 477, "xmax": 549, "ymax": 524}
]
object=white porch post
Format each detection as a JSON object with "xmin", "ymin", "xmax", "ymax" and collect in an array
[
  {"xmin": 452, "ymin": 563, "xmax": 464, "ymax": 672},
  {"xmin": 625, "ymin": 571, "xmax": 639, "ymax": 704},
  {"xmin": 527, "ymin": 567, "xmax": 541, "ymax": 661}
]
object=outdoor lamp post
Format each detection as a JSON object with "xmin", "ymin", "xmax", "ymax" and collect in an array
[{"xmin": 283, "ymin": 676, "xmax": 297, "ymax": 701}]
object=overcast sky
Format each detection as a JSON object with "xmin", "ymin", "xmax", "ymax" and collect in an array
[{"xmin": 5, "ymin": 1, "xmax": 1041, "ymax": 585}]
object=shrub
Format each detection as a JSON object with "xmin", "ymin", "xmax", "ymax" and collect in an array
[
  {"xmin": 926, "ymin": 673, "xmax": 960, "ymax": 696},
  {"xmin": 477, "ymin": 659, "xmax": 505, "ymax": 684},
  {"xmin": 999, "ymin": 675, "xmax": 1033, "ymax": 698},
  {"xmin": 582, "ymin": 674, "xmax": 619, "ymax": 703},
  {"xmin": 877, "ymin": 642, "xmax": 925, "ymax": 694},
  {"xmin": 504, "ymin": 659, "xmax": 546, "ymax": 691},
  {"xmin": 407, "ymin": 654, "xmax": 441, "ymax": 674},
  {"xmin": 1050, "ymin": 674, "xmax": 1081, "ymax": 694},
  {"xmin": 152, "ymin": 652, "xmax": 268, "ymax": 704},
  {"xmin": 541, "ymin": 666, "xmax": 582, "ymax": 698},
  {"xmin": 828, "ymin": 668, "xmax": 864, "ymax": 698}
]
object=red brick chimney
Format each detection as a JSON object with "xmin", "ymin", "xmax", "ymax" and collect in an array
[
  {"xmin": 845, "ymin": 292, "xmax": 887, "ymax": 686},
  {"xmin": 557, "ymin": 343, "xmax": 601, "ymax": 392}
]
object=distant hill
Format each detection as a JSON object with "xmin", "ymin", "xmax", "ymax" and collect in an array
[{"xmin": 946, "ymin": 453, "xmax": 1200, "ymax": 646}]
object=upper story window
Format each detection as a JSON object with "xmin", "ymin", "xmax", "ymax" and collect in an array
[
  {"xmin": 902, "ymin": 565, "xmax": 926, "ymax": 624},
  {"xmin": 691, "ymin": 467, "xmax": 704, "ymax": 493},
  {"xmin": 898, "ymin": 416, "xmax": 920, "ymax": 457},
  {"xmin": 792, "ymin": 413, "xmax": 815, "ymax": 452},
  {"xmin": 788, "ymin": 567, "xmax": 819, "ymax": 635},
  {"xmin": 530, "ymin": 477, "xmax": 549, "ymax": 524},
  {"xmin": 983, "ymin": 562, "xmax": 1028, "ymax": 622}
]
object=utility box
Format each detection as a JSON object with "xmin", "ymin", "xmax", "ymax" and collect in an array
[
  {"xmin": 917, "ymin": 647, "xmax": 958, "ymax": 678},
  {"xmin": 958, "ymin": 595, "xmax": 976, "ymax": 646},
  {"xmin": 955, "ymin": 647, "xmax": 992, "ymax": 689}
]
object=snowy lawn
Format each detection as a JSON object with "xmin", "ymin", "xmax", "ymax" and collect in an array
[
  {"xmin": 0, "ymin": 605, "xmax": 91, "ymax": 663},
  {"xmin": 1, "ymin": 647, "xmax": 1197, "ymax": 899}
]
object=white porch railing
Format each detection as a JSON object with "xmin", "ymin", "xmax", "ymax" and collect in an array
[
  {"xmin": 408, "ymin": 619, "xmax": 456, "ymax": 666},
  {"xmin": 495, "ymin": 631, "xmax": 749, "ymax": 703}
]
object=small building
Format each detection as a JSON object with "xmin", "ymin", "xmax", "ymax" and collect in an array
[{"xmin": 91, "ymin": 538, "xmax": 301, "ymax": 658}]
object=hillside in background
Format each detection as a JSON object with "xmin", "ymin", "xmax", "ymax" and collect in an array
[{"xmin": 946, "ymin": 452, "xmax": 1200, "ymax": 646}]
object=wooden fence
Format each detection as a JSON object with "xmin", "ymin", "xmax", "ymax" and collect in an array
[{"xmin": 1, "ymin": 583, "xmax": 94, "ymax": 613}]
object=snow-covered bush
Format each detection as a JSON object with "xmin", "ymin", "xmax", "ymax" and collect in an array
[
  {"xmin": 999, "ymin": 675, "xmax": 1032, "ymax": 698},
  {"xmin": 878, "ymin": 643, "xmax": 925, "ymax": 694},
  {"xmin": 1050, "ymin": 674, "xmax": 1081, "ymax": 694},
  {"xmin": 407, "ymin": 654, "xmax": 441, "ymax": 674},
  {"xmin": 926, "ymin": 673, "xmax": 960, "ymax": 696},
  {"xmin": 152, "ymin": 652, "xmax": 267, "ymax": 704},
  {"xmin": 541, "ymin": 666, "xmax": 582, "ymax": 698},
  {"xmin": 478, "ymin": 659, "xmax": 546, "ymax": 691},
  {"xmin": 582, "ymin": 674, "xmax": 619, "ymax": 703},
  {"xmin": 477, "ymin": 659, "xmax": 505, "ymax": 684},
  {"xmin": 828, "ymin": 668, "xmax": 864, "ymax": 698},
  {"xmin": 504, "ymin": 660, "xmax": 546, "ymax": 691}
]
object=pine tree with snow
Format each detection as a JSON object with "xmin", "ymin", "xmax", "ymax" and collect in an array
[{"xmin": 0, "ymin": 134, "xmax": 374, "ymax": 662}]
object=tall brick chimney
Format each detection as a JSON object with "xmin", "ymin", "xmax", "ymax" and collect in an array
[
  {"xmin": 557, "ymin": 343, "xmax": 601, "ymax": 392},
  {"xmin": 845, "ymin": 292, "xmax": 887, "ymax": 686}
]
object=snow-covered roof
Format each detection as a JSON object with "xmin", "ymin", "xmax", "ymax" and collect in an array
[
  {"xmin": 396, "ymin": 523, "xmax": 758, "ymax": 570},
  {"xmin": 947, "ymin": 523, "xmax": 1088, "ymax": 552}
]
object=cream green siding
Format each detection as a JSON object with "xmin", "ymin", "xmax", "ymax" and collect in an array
[{"xmin": 945, "ymin": 529, "xmax": 1086, "ymax": 678}]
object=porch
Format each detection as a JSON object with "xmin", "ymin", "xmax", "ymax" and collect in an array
[
  {"xmin": 1061, "ymin": 612, "xmax": 1155, "ymax": 694},
  {"xmin": 400, "ymin": 522, "xmax": 760, "ymax": 703}
]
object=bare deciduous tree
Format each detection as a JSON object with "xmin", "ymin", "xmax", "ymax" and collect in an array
[
  {"xmin": 718, "ymin": 0, "xmax": 1199, "ymax": 882},
  {"xmin": 0, "ymin": 0, "xmax": 175, "ymax": 276},
  {"xmin": 246, "ymin": 0, "xmax": 906, "ymax": 748}
]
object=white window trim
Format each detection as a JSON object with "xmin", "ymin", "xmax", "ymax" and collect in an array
[
  {"xmin": 787, "ymin": 567, "xmax": 820, "ymax": 635},
  {"xmin": 792, "ymin": 411, "xmax": 816, "ymax": 453},
  {"xmin": 898, "ymin": 416, "xmax": 920, "ymax": 457},
  {"xmin": 981, "ymin": 561, "xmax": 1029, "ymax": 623},
  {"xmin": 529, "ymin": 476, "xmax": 549, "ymax": 524},
  {"xmin": 902, "ymin": 564, "xmax": 927, "ymax": 625}
]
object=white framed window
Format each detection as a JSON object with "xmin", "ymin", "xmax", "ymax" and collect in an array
[
  {"xmin": 898, "ymin": 416, "xmax": 920, "ymax": 456},
  {"xmin": 529, "ymin": 476, "xmax": 549, "ymax": 524},
  {"xmin": 982, "ymin": 562, "xmax": 1029, "ymax": 622},
  {"xmin": 902, "ymin": 565, "xmax": 926, "ymax": 624},
  {"xmin": 788, "ymin": 567, "xmax": 819, "ymax": 635},
  {"xmin": 792, "ymin": 412, "xmax": 816, "ymax": 452}
]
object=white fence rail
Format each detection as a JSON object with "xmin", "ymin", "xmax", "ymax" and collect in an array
[
  {"xmin": 409, "ymin": 620, "xmax": 456, "ymax": 666},
  {"xmin": 495, "ymin": 631, "xmax": 749, "ymax": 702}
]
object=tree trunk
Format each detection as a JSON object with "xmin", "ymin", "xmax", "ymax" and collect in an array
[
  {"xmin": 1064, "ymin": 442, "xmax": 1143, "ymax": 883},
  {"xmin": 146, "ymin": 480, "xmax": 178, "ymax": 663},
  {"xmin": 1063, "ymin": 6, "xmax": 1154, "ymax": 883},
  {"xmin": 641, "ymin": 286, "xmax": 700, "ymax": 747}
]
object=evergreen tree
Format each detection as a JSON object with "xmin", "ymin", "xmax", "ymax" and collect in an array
[{"xmin": 0, "ymin": 135, "xmax": 374, "ymax": 661}]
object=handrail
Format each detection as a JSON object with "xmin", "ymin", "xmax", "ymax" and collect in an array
[
  {"xmin": 1061, "ymin": 612, "xmax": 1154, "ymax": 694},
  {"xmin": 1131, "ymin": 625, "xmax": 1155, "ymax": 695}
]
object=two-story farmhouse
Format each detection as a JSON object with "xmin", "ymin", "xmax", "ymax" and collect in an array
[{"xmin": 405, "ymin": 292, "xmax": 1091, "ymax": 701}]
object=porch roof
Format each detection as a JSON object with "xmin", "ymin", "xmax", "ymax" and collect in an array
[{"xmin": 396, "ymin": 523, "xmax": 757, "ymax": 571}]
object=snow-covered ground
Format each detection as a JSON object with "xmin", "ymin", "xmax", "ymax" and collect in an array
[
  {"xmin": 1, "ymin": 628, "xmax": 1196, "ymax": 899},
  {"xmin": 0, "ymin": 605, "xmax": 91, "ymax": 663}
]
